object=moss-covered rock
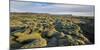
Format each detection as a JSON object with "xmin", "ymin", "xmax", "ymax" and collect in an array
[
  {"xmin": 10, "ymin": 13, "xmax": 93, "ymax": 49},
  {"xmin": 21, "ymin": 38, "xmax": 47, "ymax": 48}
]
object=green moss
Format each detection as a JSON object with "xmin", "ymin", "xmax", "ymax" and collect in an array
[
  {"xmin": 10, "ymin": 13, "xmax": 92, "ymax": 48},
  {"xmin": 21, "ymin": 38, "xmax": 47, "ymax": 48}
]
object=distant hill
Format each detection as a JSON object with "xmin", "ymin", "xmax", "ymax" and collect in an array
[
  {"xmin": 10, "ymin": 12, "xmax": 94, "ymax": 17},
  {"xmin": 10, "ymin": 12, "xmax": 72, "ymax": 17}
]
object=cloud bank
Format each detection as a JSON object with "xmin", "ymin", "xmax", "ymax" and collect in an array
[{"xmin": 10, "ymin": 1, "xmax": 95, "ymax": 16}]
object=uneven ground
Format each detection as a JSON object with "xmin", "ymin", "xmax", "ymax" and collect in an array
[{"xmin": 10, "ymin": 13, "xmax": 94, "ymax": 49}]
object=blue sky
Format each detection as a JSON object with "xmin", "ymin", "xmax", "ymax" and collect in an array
[{"xmin": 10, "ymin": 1, "xmax": 95, "ymax": 16}]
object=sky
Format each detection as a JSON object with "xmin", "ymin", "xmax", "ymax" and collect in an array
[{"xmin": 10, "ymin": 1, "xmax": 95, "ymax": 16}]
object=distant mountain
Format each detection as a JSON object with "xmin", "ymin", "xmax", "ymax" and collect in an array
[
  {"xmin": 10, "ymin": 12, "xmax": 72, "ymax": 17},
  {"xmin": 10, "ymin": 12, "xmax": 94, "ymax": 17}
]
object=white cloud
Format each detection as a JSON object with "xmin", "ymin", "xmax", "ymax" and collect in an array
[{"xmin": 10, "ymin": 1, "xmax": 94, "ymax": 16}]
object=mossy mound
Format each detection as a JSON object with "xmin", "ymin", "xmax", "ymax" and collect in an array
[{"xmin": 10, "ymin": 13, "xmax": 94, "ymax": 49}]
